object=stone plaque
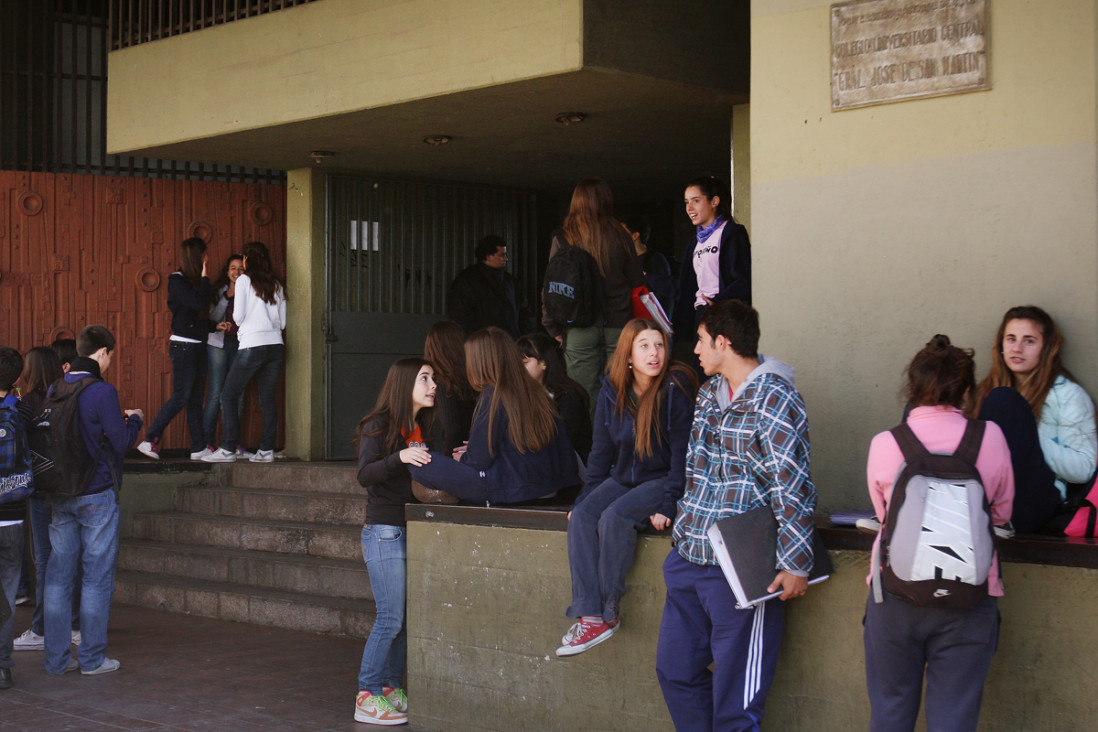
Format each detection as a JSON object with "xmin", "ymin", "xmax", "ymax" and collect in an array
[{"xmin": 831, "ymin": 0, "xmax": 988, "ymax": 110}]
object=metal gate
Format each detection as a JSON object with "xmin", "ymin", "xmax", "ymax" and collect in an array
[{"xmin": 325, "ymin": 175, "xmax": 538, "ymax": 459}]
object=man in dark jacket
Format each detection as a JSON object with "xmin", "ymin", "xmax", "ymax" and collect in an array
[
  {"xmin": 42, "ymin": 325, "xmax": 143, "ymax": 677},
  {"xmin": 447, "ymin": 235, "xmax": 534, "ymax": 338}
]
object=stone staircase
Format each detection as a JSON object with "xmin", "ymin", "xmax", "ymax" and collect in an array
[{"xmin": 115, "ymin": 462, "xmax": 373, "ymax": 638}]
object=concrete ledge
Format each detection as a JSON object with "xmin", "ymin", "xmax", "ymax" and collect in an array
[{"xmin": 407, "ymin": 508, "xmax": 1098, "ymax": 731}]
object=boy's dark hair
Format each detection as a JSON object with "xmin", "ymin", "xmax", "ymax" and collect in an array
[
  {"xmin": 0, "ymin": 347, "xmax": 24, "ymax": 390},
  {"xmin": 699, "ymin": 299, "xmax": 759, "ymax": 359},
  {"xmin": 621, "ymin": 214, "xmax": 650, "ymax": 244},
  {"xmin": 50, "ymin": 338, "xmax": 77, "ymax": 367},
  {"xmin": 76, "ymin": 325, "xmax": 115, "ymax": 357},
  {"xmin": 475, "ymin": 235, "xmax": 506, "ymax": 263}
]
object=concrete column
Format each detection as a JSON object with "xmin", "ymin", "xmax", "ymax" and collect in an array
[
  {"xmin": 732, "ymin": 103, "xmax": 751, "ymax": 234},
  {"xmin": 285, "ymin": 167, "xmax": 326, "ymax": 460}
]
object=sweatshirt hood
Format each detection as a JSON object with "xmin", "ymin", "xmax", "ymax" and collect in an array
[{"xmin": 716, "ymin": 354, "xmax": 796, "ymax": 409}]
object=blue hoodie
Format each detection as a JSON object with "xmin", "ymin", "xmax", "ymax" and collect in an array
[
  {"xmin": 66, "ymin": 367, "xmax": 142, "ymax": 495},
  {"xmin": 575, "ymin": 370, "xmax": 696, "ymax": 519},
  {"xmin": 461, "ymin": 386, "xmax": 580, "ymax": 504}
]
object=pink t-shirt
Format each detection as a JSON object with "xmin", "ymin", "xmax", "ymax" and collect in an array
[
  {"xmin": 692, "ymin": 221, "xmax": 726, "ymax": 308},
  {"xmin": 865, "ymin": 405, "xmax": 1015, "ymax": 596}
]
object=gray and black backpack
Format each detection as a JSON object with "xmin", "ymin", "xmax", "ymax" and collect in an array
[{"xmin": 872, "ymin": 419, "xmax": 996, "ymax": 609}]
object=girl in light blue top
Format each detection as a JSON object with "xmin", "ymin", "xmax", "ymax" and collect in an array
[{"xmin": 971, "ymin": 305, "xmax": 1097, "ymax": 533}]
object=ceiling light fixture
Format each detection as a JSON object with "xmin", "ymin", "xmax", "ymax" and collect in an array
[
  {"xmin": 423, "ymin": 135, "xmax": 453, "ymax": 146},
  {"xmin": 309, "ymin": 150, "xmax": 336, "ymax": 165},
  {"xmin": 554, "ymin": 112, "xmax": 586, "ymax": 125}
]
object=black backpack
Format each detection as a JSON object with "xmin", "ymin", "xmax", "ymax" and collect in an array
[
  {"xmin": 0, "ymin": 394, "xmax": 34, "ymax": 503},
  {"xmin": 27, "ymin": 376, "xmax": 117, "ymax": 499},
  {"xmin": 542, "ymin": 231, "xmax": 602, "ymax": 331}
]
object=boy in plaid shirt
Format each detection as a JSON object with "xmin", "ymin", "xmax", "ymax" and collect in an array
[{"xmin": 656, "ymin": 300, "xmax": 817, "ymax": 731}]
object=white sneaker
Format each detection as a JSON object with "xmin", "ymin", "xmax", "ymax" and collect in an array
[
  {"xmin": 13, "ymin": 629, "xmax": 44, "ymax": 651},
  {"xmin": 136, "ymin": 440, "xmax": 160, "ymax": 460},
  {"xmin": 201, "ymin": 448, "xmax": 237, "ymax": 463},
  {"xmin": 190, "ymin": 447, "xmax": 213, "ymax": 460},
  {"xmin": 71, "ymin": 630, "xmax": 82, "ymax": 646},
  {"xmin": 81, "ymin": 657, "xmax": 120, "ymax": 675},
  {"xmin": 250, "ymin": 449, "xmax": 274, "ymax": 463},
  {"xmin": 235, "ymin": 447, "xmax": 255, "ymax": 460}
]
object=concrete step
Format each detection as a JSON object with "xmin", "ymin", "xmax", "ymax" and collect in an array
[
  {"xmin": 117, "ymin": 539, "xmax": 370, "ymax": 600},
  {"xmin": 228, "ymin": 462, "xmax": 361, "ymax": 494},
  {"xmin": 177, "ymin": 484, "xmax": 363, "ymax": 525},
  {"xmin": 130, "ymin": 511, "xmax": 361, "ymax": 561},
  {"xmin": 114, "ymin": 570, "xmax": 374, "ymax": 638}
]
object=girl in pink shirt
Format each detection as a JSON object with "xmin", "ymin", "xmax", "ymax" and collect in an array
[{"xmin": 863, "ymin": 335, "xmax": 1013, "ymax": 732}]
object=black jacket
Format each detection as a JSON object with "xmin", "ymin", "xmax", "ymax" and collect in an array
[
  {"xmin": 673, "ymin": 220, "xmax": 751, "ymax": 339},
  {"xmin": 447, "ymin": 263, "xmax": 534, "ymax": 338}
]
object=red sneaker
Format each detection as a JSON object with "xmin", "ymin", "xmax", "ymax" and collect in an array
[{"xmin": 555, "ymin": 618, "xmax": 619, "ymax": 657}]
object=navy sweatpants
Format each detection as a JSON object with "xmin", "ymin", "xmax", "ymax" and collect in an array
[
  {"xmin": 656, "ymin": 549, "xmax": 785, "ymax": 731},
  {"xmin": 863, "ymin": 592, "xmax": 1000, "ymax": 732}
]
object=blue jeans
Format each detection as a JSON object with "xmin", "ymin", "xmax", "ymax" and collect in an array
[
  {"xmin": 220, "ymin": 344, "xmax": 283, "ymax": 452},
  {"xmin": 146, "ymin": 340, "xmax": 208, "ymax": 451},
  {"xmin": 358, "ymin": 524, "xmax": 407, "ymax": 693},
  {"xmin": 202, "ymin": 337, "xmax": 242, "ymax": 447},
  {"xmin": 0, "ymin": 522, "xmax": 24, "ymax": 670},
  {"xmin": 43, "ymin": 490, "xmax": 120, "ymax": 674},
  {"xmin": 29, "ymin": 497, "xmax": 80, "ymax": 635},
  {"xmin": 566, "ymin": 477, "xmax": 665, "ymax": 621}
]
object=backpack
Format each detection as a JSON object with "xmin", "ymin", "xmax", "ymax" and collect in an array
[
  {"xmin": 1062, "ymin": 466, "xmax": 1098, "ymax": 537},
  {"xmin": 0, "ymin": 394, "xmax": 34, "ymax": 503},
  {"xmin": 542, "ymin": 231, "xmax": 602, "ymax": 331},
  {"xmin": 872, "ymin": 420, "xmax": 995, "ymax": 609},
  {"xmin": 27, "ymin": 376, "xmax": 116, "ymax": 499}
]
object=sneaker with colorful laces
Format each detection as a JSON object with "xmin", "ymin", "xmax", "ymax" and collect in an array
[
  {"xmin": 383, "ymin": 686, "xmax": 408, "ymax": 713},
  {"xmin": 555, "ymin": 617, "xmax": 619, "ymax": 657},
  {"xmin": 354, "ymin": 691, "xmax": 407, "ymax": 725}
]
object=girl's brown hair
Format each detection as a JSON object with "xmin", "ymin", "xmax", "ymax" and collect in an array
[
  {"xmin": 971, "ymin": 305, "xmax": 1073, "ymax": 417},
  {"xmin": 19, "ymin": 346, "xmax": 63, "ymax": 399},
  {"xmin": 179, "ymin": 237, "xmax": 207, "ymax": 287},
  {"xmin": 606, "ymin": 319, "xmax": 697, "ymax": 460},
  {"xmin": 356, "ymin": 358, "xmax": 435, "ymax": 453},
  {"xmin": 561, "ymin": 177, "xmax": 634, "ymax": 276},
  {"xmin": 242, "ymin": 241, "xmax": 284, "ymax": 305},
  {"xmin": 424, "ymin": 320, "xmax": 474, "ymax": 403},
  {"xmin": 905, "ymin": 334, "xmax": 975, "ymax": 409},
  {"xmin": 465, "ymin": 327, "xmax": 557, "ymax": 454}
]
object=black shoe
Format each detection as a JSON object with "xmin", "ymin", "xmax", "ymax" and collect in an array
[{"xmin": 0, "ymin": 667, "xmax": 13, "ymax": 690}]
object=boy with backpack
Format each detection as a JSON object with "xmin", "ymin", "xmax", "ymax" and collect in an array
[
  {"xmin": 40, "ymin": 325, "xmax": 143, "ymax": 676},
  {"xmin": 0, "ymin": 347, "xmax": 32, "ymax": 690}
]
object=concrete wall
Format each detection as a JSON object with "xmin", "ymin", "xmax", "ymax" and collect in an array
[
  {"xmin": 750, "ymin": 0, "xmax": 1098, "ymax": 509},
  {"xmin": 407, "ymin": 520, "xmax": 1098, "ymax": 731},
  {"xmin": 107, "ymin": 0, "xmax": 584, "ymax": 153}
]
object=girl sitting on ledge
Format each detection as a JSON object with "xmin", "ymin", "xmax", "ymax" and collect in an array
[{"xmin": 410, "ymin": 327, "xmax": 580, "ymax": 505}]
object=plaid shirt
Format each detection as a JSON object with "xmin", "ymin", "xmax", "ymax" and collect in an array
[{"xmin": 672, "ymin": 363, "xmax": 817, "ymax": 572}]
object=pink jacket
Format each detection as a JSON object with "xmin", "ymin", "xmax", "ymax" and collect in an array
[{"xmin": 866, "ymin": 406, "xmax": 1015, "ymax": 596}]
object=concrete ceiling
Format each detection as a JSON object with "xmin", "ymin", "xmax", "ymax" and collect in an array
[{"xmin": 126, "ymin": 69, "xmax": 744, "ymax": 203}]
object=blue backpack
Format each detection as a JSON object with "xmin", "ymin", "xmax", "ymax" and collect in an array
[{"xmin": 0, "ymin": 394, "xmax": 34, "ymax": 503}]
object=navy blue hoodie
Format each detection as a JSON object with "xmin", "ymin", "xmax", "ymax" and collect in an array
[
  {"xmin": 575, "ymin": 371, "xmax": 696, "ymax": 519},
  {"xmin": 66, "ymin": 359, "xmax": 142, "ymax": 495}
]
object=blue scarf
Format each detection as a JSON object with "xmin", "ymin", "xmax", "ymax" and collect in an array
[{"xmin": 696, "ymin": 214, "xmax": 727, "ymax": 243}]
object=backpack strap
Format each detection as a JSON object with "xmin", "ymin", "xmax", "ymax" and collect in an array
[
  {"xmin": 888, "ymin": 422, "xmax": 928, "ymax": 463},
  {"xmin": 952, "ymin": 419, "xmax": 986, "ymax": 466}
]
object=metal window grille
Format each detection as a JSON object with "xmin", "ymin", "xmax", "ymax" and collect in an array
[
  {"xmin": 109, "ymin": 0, "xmax": 319, "ymax": 51},
  {"xmin": 1, "ymin": 0, "xmax": 284, "ymax": 183},
  {"xmin": 327, "ymin": 175, "xmax": 539, "ymax": 316}
]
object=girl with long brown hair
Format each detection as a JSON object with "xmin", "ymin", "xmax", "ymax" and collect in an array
[
  {"xmin": 423, "ymin": 320, "xmax": 476, "ymax": 455},
  {"xmin": 970, "ymin": 305, "xmax": 1096, "ymax": 533},
  {"xmin": 203, "ymin": 241, "xmax": 287, "ymax": 464},
  {"xmin": 542, "ymin": 178, "xmax": 643, "ymax": 413},
  {"xmin": 353, "ymin": 357, "xmax": 436, "ymax": 725},
  {"xmin": 410, "ymin": 327, "xmax": 579, "ymax": 504},
  {"xmin": 556, "ymin": 319, "xmax": 696, "ymax": 656},
  {"xmin": 137, "ymin": 236, "xmax": 210, "ymax": 460}
]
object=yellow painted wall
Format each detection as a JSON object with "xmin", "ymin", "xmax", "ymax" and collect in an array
[
  {"xmin": 751, "ymin": 0, "xmax": 1098, "ymax": 508},
  {"xmin": 107, "ymin": 0, "xmax": 583, "ymax": 153},
  {"xmin": 285, "ymin": 167, "xmax": 326, "ymax": 460}
]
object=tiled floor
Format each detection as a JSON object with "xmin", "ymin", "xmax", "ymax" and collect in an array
[{"xmin": 0, "ymin": 603, "xmax": 420, "ymax": 731}]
